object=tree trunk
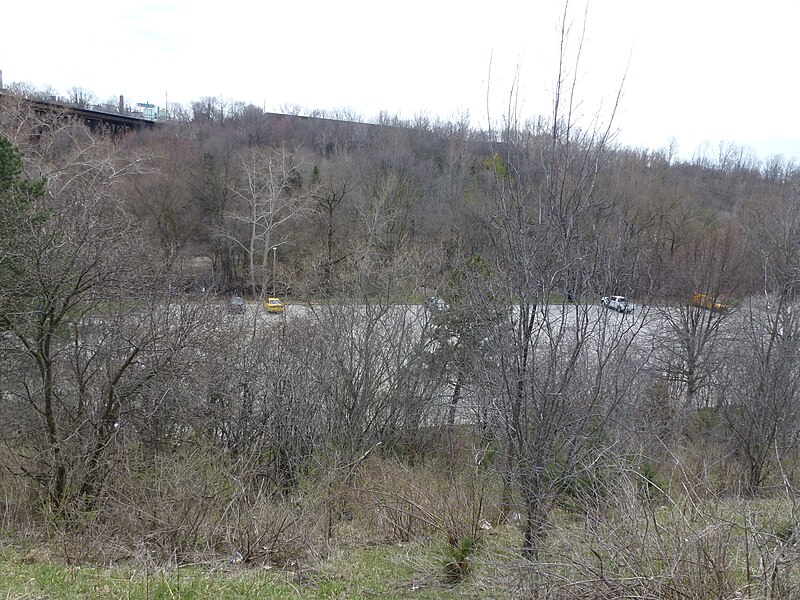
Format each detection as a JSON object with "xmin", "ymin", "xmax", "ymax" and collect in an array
[
  {"xmin": 522, "ymin": 479, "xmax": 547, "ymax": 560},
  {"xmin": 447, "ymin": 368, "xmax": 464, "ymax": 426}
]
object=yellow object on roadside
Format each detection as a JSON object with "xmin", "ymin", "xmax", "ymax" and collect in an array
[{"xmin": 264, "ymin": 297, "xmax": 285, "ymax": 313}]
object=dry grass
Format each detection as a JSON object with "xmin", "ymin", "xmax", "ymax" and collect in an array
[{"xmin": 1, "ymin": 443, "xmax": 800, "ymax": 598}]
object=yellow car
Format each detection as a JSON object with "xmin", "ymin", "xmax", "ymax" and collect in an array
[
  {"xmin": 691, "ymin": 291, "xmax": 728, "ymax": 312},
  {"xmin": 264, "ymin": 297, "xmax": 285, "ymax": 314}
]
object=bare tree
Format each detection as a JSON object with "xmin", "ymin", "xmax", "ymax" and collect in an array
[
  {"xmin": 229, "ymin": 147, "xmax": 317, "ymax": 297},
  {"xmin": 192, "ymin": 96, "xmax": 228, "ymax": 126},
  {"xmin": 193, "ymin": 139, "xmax": 242, "ymax": 291},
  {"xmin": 124, "ymin": 133, "xmax": 200, "ymax": 275},
  {"xmin": 652, "ymin": 226, "xmax": 745, "ymax": 408},
  {"xmin": 66, "ymin": 86, "xmax": 97, "ymax": 109},
  {"xmin": 472, "ymin": 3, "xmax": 644, "ymax": 559},
  {"xmin": 719, "ymin": 191, "xmax": 800, "ymax": 492},
  {"xmin": 310, "ymin": 155, "xmax": 357, "ymax": 296},
  {"xmin": 721, "ymin": 302, "xmax": 800, "ymax": 493},
  {"xmin": 356, "ymin": 168, "xmax": 419, "ymax": 261},
  {"xmin": 0, "ymin": 120, "xmax": 205, "ymax": 510}
]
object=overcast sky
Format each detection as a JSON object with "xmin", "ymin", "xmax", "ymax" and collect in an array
[{"xmin": 3, "ymin": 1, "xmax": 798, "ymax": 163}]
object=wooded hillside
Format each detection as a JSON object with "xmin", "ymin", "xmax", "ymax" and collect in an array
[{"xmin": 115, "ymin": 104, "xmax": 800, "ymax": 301}]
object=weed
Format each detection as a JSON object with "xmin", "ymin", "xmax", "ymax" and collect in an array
[{"xmin": 443, "ymin": 535, "xmax": 476, "ymax": 584}]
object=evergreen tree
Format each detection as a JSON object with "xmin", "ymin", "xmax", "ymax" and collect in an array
[{"xmin": 0, "ymin": 135, "xmax": 45, "ymax": 329}]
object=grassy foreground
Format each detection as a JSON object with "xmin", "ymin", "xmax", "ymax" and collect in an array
[
  {"xmin": 2, "ymin": 447, "xmax": 800, "ymax": 599},
  {"xmin": 0, "ymin": 538, "xmax": 503, "ymax": 599},
  {"xmin": 3, "ymin": 494, "xmax": 800, "ymax": 599}
]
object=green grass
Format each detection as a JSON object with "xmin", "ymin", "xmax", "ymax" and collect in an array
[
  {"xmin": 0, "ymin": 557, "xmax": 298, "ymax": 599},
  {"xmin": 5, "ymin": 495, "xmax": 796, "ymax": 598},
  {"xmin": 0, "ymin": 540, "xmax": 484, "ymax": 599}
]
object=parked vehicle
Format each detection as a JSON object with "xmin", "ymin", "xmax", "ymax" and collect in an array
[
  {"xmin": 601, "ymin": 295, "xmax": 635, "ymax": 313},
  {"xmin": 264, "ymin": 297, "xmax": 285, "ymax": 314},
  {"xmin": 425, "ymin": 296, "xmax": 448, "ymax": 313},
  {"xmin": 691, "ymin": 291, "xmax": 728, "ymax": 312},
  {"xmin": 228, "ymin": 296, "xmax": 246, "ymax": 313}
]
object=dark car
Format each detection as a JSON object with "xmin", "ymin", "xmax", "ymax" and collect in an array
[{"xmin": 228, "ymin": 296, "xmax": 247, "ymax": 313}]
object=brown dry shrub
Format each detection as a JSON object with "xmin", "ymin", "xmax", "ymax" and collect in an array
[
  {"xmin": 348, "ymin": 455, "xmax": 501, "ymax": 563},
  {"xmin": 49, "ymin": 443, "xmax": 320, "ymax": 567},
  {"xmin": 491, "ymin": 460, "xmax": 800, "ymax": 599}
]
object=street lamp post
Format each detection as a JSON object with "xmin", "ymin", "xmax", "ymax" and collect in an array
[
  {"xmin": 272, "ymin": 245, "xmax": 277, "ymax": 297},
  {"xmin": 270, "ymin": 241, "xmax": 287, "ymax": 297}
]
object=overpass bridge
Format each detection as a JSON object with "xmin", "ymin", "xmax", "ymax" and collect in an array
[{"xmin": 0, "ymin": 93, "xmax": 160, "ymax": 135}]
